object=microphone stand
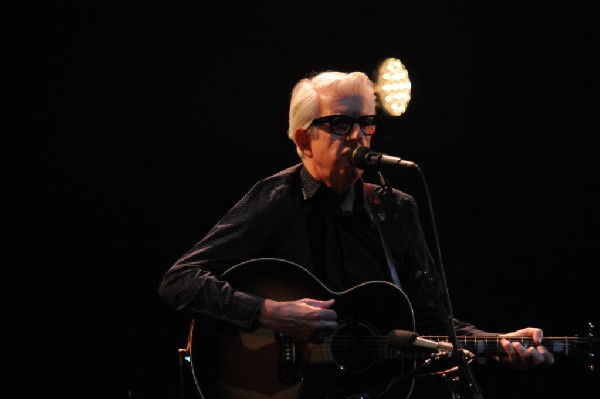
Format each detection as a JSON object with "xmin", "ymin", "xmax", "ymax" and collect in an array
[{"xmin": 376, "ymin": 169, "xmax": 484, "ymax": 399}]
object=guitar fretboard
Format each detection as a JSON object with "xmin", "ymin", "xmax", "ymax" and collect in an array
[
  {"xmin": 303, "ymin": 335, "xmax": 586, "ymax": 363},
  {"xmin": 425, "ymin": 335, "xmax": 579, "ymax": 357}
]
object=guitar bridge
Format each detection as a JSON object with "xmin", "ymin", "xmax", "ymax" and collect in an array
[{"xmin": 275, "ymin": 332, "xmax": 303, "ymax": 385}]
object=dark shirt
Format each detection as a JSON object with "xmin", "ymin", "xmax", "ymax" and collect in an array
[{"xmin": 158, "ymin": 163, "xmax": 487, "ymax": 336}]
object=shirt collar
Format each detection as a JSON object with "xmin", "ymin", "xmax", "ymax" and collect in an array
[
  {"xmin": 300, "ymin": 166, "xmax": 322, "ymax": 200},
  {"xmin": 299, "ymin": 165, "xmax": 362, "ymax": 212}
]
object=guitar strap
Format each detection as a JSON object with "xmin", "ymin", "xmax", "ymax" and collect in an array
[{"xmin": 363, "ymin": 182, "xmax": 403, "ymax": 290}]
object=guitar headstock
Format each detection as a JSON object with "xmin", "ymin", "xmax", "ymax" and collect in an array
[{"xmin": 570, "ymin": 322, "xmax": 598, "ymax": 373}]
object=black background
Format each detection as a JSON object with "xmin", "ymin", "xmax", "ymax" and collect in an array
[{"xmin": 16, "ymin": 1, "xmax": 599, "ymax": 398}]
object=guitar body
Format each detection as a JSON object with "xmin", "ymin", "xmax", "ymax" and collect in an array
[{"xmin": 189, "ymin": 258, "xmax": 418, "ymax": 399}]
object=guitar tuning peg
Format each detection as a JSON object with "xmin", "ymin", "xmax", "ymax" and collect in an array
[{"xmin": 586, "ymin": 322, "xmax": 595, "ymax": 336}]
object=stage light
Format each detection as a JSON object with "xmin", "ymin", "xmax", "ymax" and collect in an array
[{"xmin": 375, "ymin": 57, "xmax": 412, "ymax": 117}]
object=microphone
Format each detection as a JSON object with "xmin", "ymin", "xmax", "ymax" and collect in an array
[
  {"xmin": 387, "ymin": 330, "xmax": 453, "ymax": 352},
  {"xmin": 351, "ymin": 147, "xmax": 416, "ymax": 170}
]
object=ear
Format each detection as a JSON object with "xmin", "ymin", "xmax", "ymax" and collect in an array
[{"xmin": 294, "ymin": 128, "xmax": 312, "ymax": 157}]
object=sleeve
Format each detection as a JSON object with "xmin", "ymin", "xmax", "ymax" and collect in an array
[
  {"xmin": 453, "ymin": 319, "xmax": 499, "ymax": 337},
  {"xmin": 158, "ymin": 178, "xmax": 287, "ymax": 330}
]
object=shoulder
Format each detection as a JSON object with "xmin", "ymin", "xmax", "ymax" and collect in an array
[
  {"xmin": 243, "ymin": 163, "xmax": 303, "ymax": 202},
  {"xmin": 263, "ymin": 163, "xmax": 303, "ymax": 183}
]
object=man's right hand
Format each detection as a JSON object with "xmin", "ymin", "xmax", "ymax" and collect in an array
[{"xmin": 259, "ymin": 298, "xmax": 338, "ymax": 342}]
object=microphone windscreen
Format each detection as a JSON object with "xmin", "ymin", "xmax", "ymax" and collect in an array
[{"xmin": 351, "ymin": 146, "xmax": 372, "ymax": 169}]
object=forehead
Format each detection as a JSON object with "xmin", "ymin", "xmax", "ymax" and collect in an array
[{"xmin": 319, "ymin": 95, "xmax": 375, "ymax": 116}]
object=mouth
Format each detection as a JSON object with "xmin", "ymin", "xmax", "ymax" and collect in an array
[
  {"xmin": 342, "ymin": 145, "xmax": 361, "ymax": 156},
  {"xmin": 343, "ymin": 146, "xmax": 364, "ymax": 165}
]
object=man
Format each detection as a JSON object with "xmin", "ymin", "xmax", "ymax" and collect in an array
[{"xmin": 159, "ymin": 70, "xmax": 554, "ymax": 398}]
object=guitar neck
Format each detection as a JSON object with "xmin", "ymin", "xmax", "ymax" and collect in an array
[
  {"xmin": 425, "ymin": 335, "xmax": 582, "ymax": 357},
  {"xmin": 303, "ymin": 335, "xmax": 581, "ymax": 363}
]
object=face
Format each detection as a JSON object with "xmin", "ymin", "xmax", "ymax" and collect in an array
[{"xmin": 297, "ymin": 94, "xmax": 375, "ymax": 193}]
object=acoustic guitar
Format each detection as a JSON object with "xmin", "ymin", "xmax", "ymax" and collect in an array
[{"xmin": 186, "ymin": 258, "xmax": 597, "ymax": 399}]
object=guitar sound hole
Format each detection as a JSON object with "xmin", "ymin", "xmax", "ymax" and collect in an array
[{"xmin": 329, "ymin": 320, "xmax": 378, "ymax": 373}]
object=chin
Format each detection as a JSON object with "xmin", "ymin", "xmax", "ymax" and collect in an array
[{"xmin": 338, "ymin": 165, "xmax": 362, "ymax": 182}]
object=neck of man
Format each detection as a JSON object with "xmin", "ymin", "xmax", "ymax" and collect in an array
[{"xmin": 304, "ymin": 161, "xmax": 361, "ymax": 195}]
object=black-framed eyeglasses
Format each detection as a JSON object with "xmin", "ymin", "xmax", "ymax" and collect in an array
[{"xmin": 309, "ymin": 114, "xmax": 379, "ymax": 136}]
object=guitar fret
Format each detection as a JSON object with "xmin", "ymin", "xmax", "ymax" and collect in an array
[{"xmin": 551, "ymin": 338, "xmax": 568, "ymax": 355}]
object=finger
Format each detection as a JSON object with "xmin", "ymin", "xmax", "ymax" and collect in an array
[
  {"xmin": 303, "ymin": 298, "xmax": 335, "ymax": 308},
  {"xmin": 521, "ymin": 327, "xmax": 543, "ymax": 345},
  {"xmin": 314, "ymin": 318, "xmax": 338, "ymax": 329},
  {"xmin": 312, "ymin": 305, "xmax": 337, "ymax": 321},
  {"xmin": 527, "ymin": 346, "xmax": 544, "ymax": 366},
  {"xmin": 513, "ymin": 342, "xmax": 531, "ymax": 364},
  {"xmin": 537, "ymin": 345, "xmax": 555, "ymax": 365},
  {"xmin": 531, "ymin": 328, "xmax": 543, "ymax": 345},
  {"xmin": 500, "ymin": 338, "xmax": 518, "ymax": 363},
  {"xmin": 506, "ymin": 341, "xmax": 534, "ymax": 369},
  {"xmin": 501, "ymin": 327, "xmax": 541, "ymax": 341},
  {"xmin": 304, "ymin": 309, "xmax": 337, "ymax": 324}
]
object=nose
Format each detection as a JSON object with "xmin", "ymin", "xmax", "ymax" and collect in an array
[{"xmin": 347, "ymin": 122, "xmax": 363, "ymax": 140}]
